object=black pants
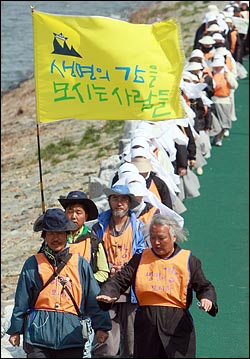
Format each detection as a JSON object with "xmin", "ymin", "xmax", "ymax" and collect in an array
[{"xmin": 26, "ymin": 344, "xmax": 83, "ymax": 358}]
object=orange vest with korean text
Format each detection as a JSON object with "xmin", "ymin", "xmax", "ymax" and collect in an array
[
  {"xmin": 213, "ymin": 72, "xmax": 231, "ymax": 97},
  {"xmin": 34, "ymin": 253, "xmax": 82, "ymax": 315},
  {"xmin": 103, "ymin": 224, "xmax": 133, "ymax": 266},
  {"xmin": 69, "ymin": 239, "xmax": 91, "ymax": 263},
  {"xmin": 135, "ymin": 248, "xmax": 191, "ymax": 308}
]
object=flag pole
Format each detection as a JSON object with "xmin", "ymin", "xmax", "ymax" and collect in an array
[
  {"xmin": 31, "ymin": 4, "xmax": 46, "ymax": 213},
  {"xmin": 36, "ymin": 123, "xmax": 46, "ymax": 213}
]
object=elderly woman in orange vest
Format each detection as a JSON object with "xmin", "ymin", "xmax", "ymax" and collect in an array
[
  {"xmin": 7, "ymin": 208, "xmax": 111, "ymax": 358},
  {"xmin": 97, "ymin": 213, "xmax": 218, "ymax": 358}
]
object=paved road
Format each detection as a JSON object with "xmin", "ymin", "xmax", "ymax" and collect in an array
[{"xmin": 182, "ymin": 57, "xmax": 249, "ymax": 358}]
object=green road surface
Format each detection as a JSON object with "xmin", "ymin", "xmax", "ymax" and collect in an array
[{"xmin": 181, "ymin": 57, "xmax": 249, "ymax": 358}]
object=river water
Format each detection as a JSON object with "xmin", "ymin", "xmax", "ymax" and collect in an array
[{"xmin": 1, "ymin": 0, "xmax": 155, "ymax": 93}]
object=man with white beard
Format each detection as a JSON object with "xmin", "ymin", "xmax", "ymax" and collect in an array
[{"xmin": 92, "ymin": 184, "xmax": 145, "ymax": 358}]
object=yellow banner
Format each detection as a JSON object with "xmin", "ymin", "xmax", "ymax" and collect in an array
[{"xmin": 32, "ymin": 10, "xmax": 185, "ymax": 122}]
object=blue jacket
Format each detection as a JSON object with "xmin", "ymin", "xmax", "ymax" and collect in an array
[
  {"xmin": 7, "ymin": 253, "xmax": 111, "ymax": 350},
  {"xmin": 92, "ymin": 209, "xmax": 145, "ymax": 303}
]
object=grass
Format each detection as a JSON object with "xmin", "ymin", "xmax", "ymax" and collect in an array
[{"xmin": 36, "ymin": 120, "xmax": 125, "ymax": 164}]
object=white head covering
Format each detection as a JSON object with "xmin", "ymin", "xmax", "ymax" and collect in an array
[
  {"xmin": 117, "ymin": 162, "xmax": 139, "ymax": 178},
  {"xmin": 131, "ymin": 136, "xmax": 150, "ymax": 150},
  {"xmin": 125, "ymin": 173, "xmax": 148, "ymax": 196},
  {"xmin": 198, "ymin": 36, "xmax": 215, "ymax": 45},
  {"xmin": 214, "ymin": 47, "xmax": 228, "ymax": 56},
  {"xmin": 182, "ymin": 71, "xmax": 195, "ymax": 82},
  {"xmin": 128, "ymin": 182, "xmax": 148, "ymax": 197},
  {"xmin": 131, "ymin": 147, "xmax": 151, "ymax": 160},
  {"xmin": 211, "ymin": 58, "xmax": 225, "ymax": 67},
  {"xmin": 135, "ymin": 121, "xmax": 161, "ymax": 139},
  {"xmin": 207, "ymin": 24, "xmax": 221, "ymax": 32},
  {"xmin": 185, "ymin": 62, "xmax": 203, "ymax": 71},
  {"xmin": 205, "ymin": 12, "xmax": 217, "ymax": 23},
  {"xmin": 190, "ymin": 49, "xmax": 204, "ymax": 59},
  {"xmin": 224, "ymin": 16, "xmax": 233, "ymax": 23},
  {"xmin": 212, "ymin": 33, "xmax": 225, "ymax": 42},
  {"xmin": 207, "ymin": 4, "xmax": 219, "ymax": 14}
]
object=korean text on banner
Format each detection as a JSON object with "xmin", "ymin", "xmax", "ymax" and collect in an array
[{"xmin": 32, "ymin": 11, "xmax": 185, "ymax": 122}]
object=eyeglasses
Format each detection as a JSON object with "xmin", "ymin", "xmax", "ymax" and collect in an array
[{"xmin": 109, "ymin": 195, "xmax": 129, "ymax": 203}]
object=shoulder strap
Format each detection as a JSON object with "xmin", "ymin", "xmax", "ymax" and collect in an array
[
  {"xmin": 42, "ymin": 252, "xmax": 72, "ymax": 289},
  {"xmin": 58, "ymin": 277, "xmax": 83, "ymax": 317},
  {"xmin": 89, "ymin": 231, "xmax": 102, "ymax": 274}
]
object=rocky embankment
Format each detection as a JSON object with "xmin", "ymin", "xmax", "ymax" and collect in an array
[
  {"xmin": 1, "ymin": 0, "xmax": 229, "ymax": 300},
  {"xmin": 1, "ymin": 77, "xmax": 120, "ymax": 300}
]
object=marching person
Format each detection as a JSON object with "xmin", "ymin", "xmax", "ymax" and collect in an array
[
  {"xmin": 92, "ymin": 184, "xmax": 145, "ymax": 358},
  {"xmin": 97, "ymin": 214, "xmax": 218, "ymax": 358},
  {"xmin": 58, "ymin": 190, "xmax": 110, "ymax": 358},
  {"xmin": 58, "ymin": 190, "xmax": 110, "ymax": 286},
  {"xmin": 7, "ymin": 208, "xmax": 111, "ymax": 358}
]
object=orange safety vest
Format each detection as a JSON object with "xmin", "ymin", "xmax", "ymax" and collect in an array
[
  {"xmin": 103, "ymin": 224, "xmax": 133, "ymax": 266},
  {"xmin": 69, "ymin": 239, "xmax": 91, "ymax": 263},
  {"xmin": 138, "ymin": 205, "xmax": 158, "ymax": 225},
  {"xmin": 204, "ymin": 51, "xmax": 214, "ymax": 61},
  {"xmin": 229, "ymin": 30, "xmax": 238, "ymax": 55},
  {"xmin": 135, "ymin": 248, "xmax": 191, "ymax": 308},
  {"xmin": 149, "ymin": 179, "xmax": 161, "ymax": 201},
  {"xmin": 213, "ymin": 72, "xmax": 231, "ymax": 97},
  {"xmin": 225, "ymin": 54, "xmax": 233, "ymax": 72},
  {"xmin": 34, "ymin": 253, "xmax": 82, "ymax": 315}
]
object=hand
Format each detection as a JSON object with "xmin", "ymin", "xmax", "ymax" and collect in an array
[
  {"xmin": 9, "ymin": 333, "xmax": 20, "ymax": 347},
  {"xmin": 198, "ymin": 298, "xmax": 213, "ymax": 312},
  {"xmin": 96, "ymin": 330, "xmax": 109, "ymax": 344},
  {"xmin": 96, "ymin": 294, "xmax": 118, "ymax": 303},
  {"xmin": 178, "ymin": 168, "xmax": 187, "ymax": 177},
  {"xmin": 110, "ymin": 265, "xmax": 122, "ymax": 278},
  {"xmin": 189, "ymin": 160, "xmax": 196, "ymax": 168}
]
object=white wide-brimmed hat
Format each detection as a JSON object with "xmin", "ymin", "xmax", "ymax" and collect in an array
[
  {"xmin": 198, "ymin": 36, "xmax": 216, "ymax": 45},
  {"xmin": 185, "ymin": 62, "xmax": 203, "ymax": 71},
  {"xmin": 212, "ymin": 33, "xmax": 225, "ymax": 41},
  {"xmin": 190, "ymin": 49, "xmax": 204, "ymax": 59},
  {"xmin": 211, "ymin": 58, "xmax": 225, "ymax": 67},
  {"xmin": 207, "ymin": 24, "xmax": 221, "ymax": 32}
]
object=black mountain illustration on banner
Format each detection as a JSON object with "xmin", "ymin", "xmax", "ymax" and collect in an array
[{"xmin": 52, "ymin": 32, "xmax": 82, "ymax": 58}]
